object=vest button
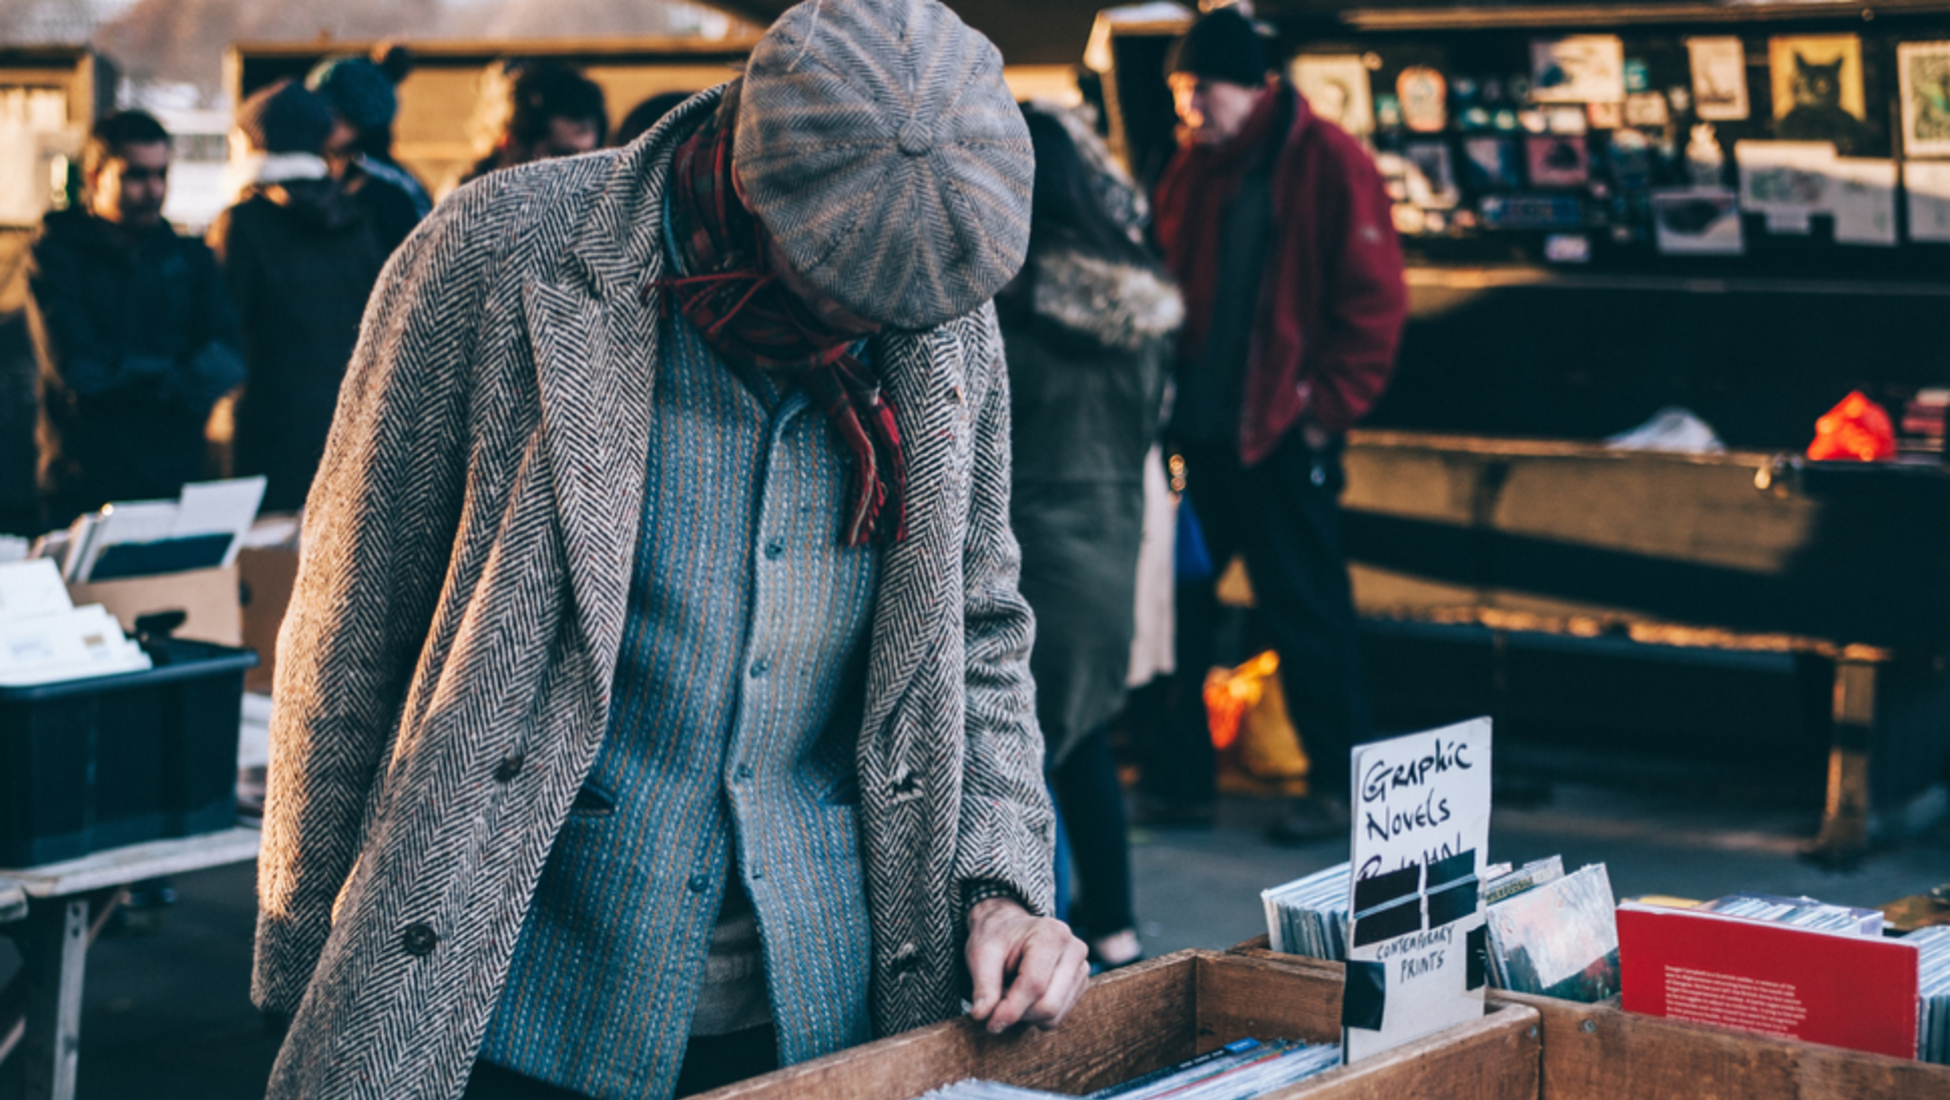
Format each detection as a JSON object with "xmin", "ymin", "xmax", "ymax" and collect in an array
[
  {"xmin": 764, "ymin": 539, "xmax": 785, "ymax": 560},
  {"xmin": 494, "ymin": 754, "xmax": 523, "ymax": 783},
  {"xmin": 734, "ymin": 764, "xmax": 754, "ymax": 782},
  {"xmin": 749, "ymin": 658, "xmax": 770, "ymax": 679},
  {"xmin": 688, "ymin": 874, "xmax": 711, "ymax": 893},
  {"xmin": 401, "ymin": 923, "xmax": 438, "ymax": 957}
]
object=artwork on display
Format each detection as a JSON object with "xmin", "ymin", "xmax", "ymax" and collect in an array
[
  {"xmin": 1624, "ymin": 92, "xmax": 1671, "ymax": 128},
  {"xmin": 1294, "ymin": 54, "xmax": 1376, "ymax": 136},
  {"xmin": 1769, "ymin": 34, "xmax": 1868, "ymax": 154},
  {"xmin": 1462, "ymin": 136, "xmax": 1523, "ymax": 190},
  {"xmin": 1479, "ymin": 194, "xmax": 1585, "ymax": 230},
  {"xmin": 1398, "ymin": 67, "xmax": 1449, "ymax": 133},
  {"xmin": 1586, "ymin": 100, "xmax": 1624, "ymax": 130},
  {"xmin": 1650, "ymin": 188, "xmax": 1744, "ymax": 255},
  {"xmin": 1624, "ymin": 59, "xmax": 1652, "ymax": 94},
  {"xmin": 1827, "ymin": 158, "xmax": 1898, "ymax": 246},
  {"xmin": 1543, "ymin": 233, "xmax": 1592, "ymax": 263},
  {"xmin": 1526, "ymin": 134, "xmax": 1591, "ymax": 188},
  {"xmin": 1608, "ymin": 129, "xmax": 1655, "ymax": 189},
  {"xmin": 1546, "ymin": 106, "xmax": 1590, "ymax": 135},
  {"xmin": 1519, "ymin": 109, "xmax": 1549, "ymax": 134},
  {"xmin": 1531, "ymin": 35, "xmax": 1627, "ymax": 104},
  {"xmin": 1904, "ymin": 160, "xmax": 1950, "ymax": 241},
  {"xmin": 1736, "ymin": 139, "xmax": 1838, "ymax": 233},
  {"xmin": 1375, "ymin": 94, "xmax": 1403, "ymax": 130},
  {"xmin": 1897, "ymin": 41, "xmax": 1950, "ymax": 157},
  {"xmin": 1402, "ymin": 140, "xmax": 1461, "ymax": 207},
  {"xmin": 1686, "ymin": 37, "xmax": 1750, "ymax": 121}
]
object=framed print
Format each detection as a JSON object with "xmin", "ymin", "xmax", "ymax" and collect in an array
[
  {"xmin": 1687, "ymin": 37, "xmax": 1750, "ymax": 121},
  {"xmin": 1650, "ymin": 188, "xmax": 1744, "ymax": 255},
  {"xmin": 1526, "ymin": 134, "xmax": 1591, "ymax": 188},
  {"xmin": 1402, "ymin": 139, "xmax": 1461, "ymax": 207},
  {"xmin": 1398, "ymin": 67, "xmax": 1448, "ymax": 133},
  {"xmin": 1462, "ymin": 136, "xmax": 1523, "ymax": 190},
  {"xmin": 1898, "ymin": 41, "xmax": 1950, "ymax": 157},
  {"xmin": 1769, "ymin": 34, "xmax": 1867, "ymax": 154},
  {"xmin": 1294, "ymin": 54, "xmax": 1376, "ymax": 136},
  {"xmin": 1531, "ymin": 36, "xmax": 1626, "ymax": 103}
]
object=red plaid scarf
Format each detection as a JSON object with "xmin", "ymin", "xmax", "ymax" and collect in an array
[{"xmin": 649, "ymin": 112, "xmax": 907, "ymax": 547}]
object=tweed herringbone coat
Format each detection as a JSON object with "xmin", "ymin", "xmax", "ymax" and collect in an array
[{"xmin": 253, "ymin": 87, "xmax": 1055, "ymax": 1100}]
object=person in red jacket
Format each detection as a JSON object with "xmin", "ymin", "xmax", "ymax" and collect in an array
[{"xmin": 1147, "ymin": 6, "xmax": 1408, "ymax": 842}]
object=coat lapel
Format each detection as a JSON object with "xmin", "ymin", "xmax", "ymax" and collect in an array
[{"xmin": 524, "ymin": 88, "xmax": 724, "ymax": 690}]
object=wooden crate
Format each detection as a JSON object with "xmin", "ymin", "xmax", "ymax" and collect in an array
[
  {"xmin": 1231, "ymin": 936, "xmax": 1950, "ymax": 1099},
  {"xmin": 699, "ymin": 949, "xmax": 1539, "ymax": 1100}
]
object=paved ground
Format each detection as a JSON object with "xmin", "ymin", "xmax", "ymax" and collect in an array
[{"xmin": 3, "ymin": 775, "xmax": 1946, "ymax": 1099}]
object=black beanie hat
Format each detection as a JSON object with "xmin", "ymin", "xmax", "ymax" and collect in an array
[
  {"xmin": 235, "ymin": 79, "xmax": 334, "ymax": 156},
  {"xmin": 1167, "ymin": 7, "xmax": 1271, "ymax": 88}
]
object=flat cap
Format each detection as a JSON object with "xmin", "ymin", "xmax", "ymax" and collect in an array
[{"xmin": 736, "ymin": 0, "xmax": 1033, "ymax": 330}]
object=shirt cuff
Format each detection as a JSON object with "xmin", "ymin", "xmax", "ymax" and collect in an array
[{"xmin": 963, "ymin": 880, "xmax": 1028, "ymax": 917}]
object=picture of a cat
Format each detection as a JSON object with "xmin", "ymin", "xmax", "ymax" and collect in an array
[{"xmin": 1771, "ymin": 38, "xmax": 1868, "ymax": 153}]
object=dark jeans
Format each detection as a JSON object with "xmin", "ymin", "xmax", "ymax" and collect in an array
[
  {"xmin": 1049, "ymin": 726, "xmax": 1136, "ymax": 938},
  {"xmin": 1144, "ymin": 432, "xmax": 1372, "ymax": 805},
  {"xmin": 465, "ymin": 1024, "xmax": 779, "ymax": 1099}
]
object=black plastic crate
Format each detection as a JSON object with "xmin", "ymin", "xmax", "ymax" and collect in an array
[{"xmin": 0, "ymin": 638, "xmax": 257, "ymax": 867}]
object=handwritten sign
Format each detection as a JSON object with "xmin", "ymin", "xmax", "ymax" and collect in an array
[{"xmin": 1342, "ymin": 718, "xmax": 1493, "ymax": 1062}]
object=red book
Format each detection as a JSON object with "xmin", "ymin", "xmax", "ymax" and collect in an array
[{"xmin": 1617, "ymin": 902, "xmax": 1920, "ymax": 1059}]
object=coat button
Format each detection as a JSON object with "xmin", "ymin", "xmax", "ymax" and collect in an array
[
  {"xmin": 734, "ymin": 764, "xmax": 754, "ymax": 782},
  {"xmin": 764, "ymin": 539, "xmax": 785, "ymax": 560},
  {"xmin": 494, "ymin": 755, "xmax": 524, "ymax": 783},
  {"xmin": 401, "ymin": 923, "xmax": 438, "ymax": 957},
  {"xmin": 688, "ymin": 874, "xmax": 712, "ymax": 893},
  {"xmin": 749, "ymin": 658, "xmax": 770, "ymax": 679}
]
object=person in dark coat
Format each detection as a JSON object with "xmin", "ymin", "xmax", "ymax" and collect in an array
[
  {"xmin": 445, "ymin": 61, "xmax": 608, "ymax": 198},
  {"xmin": 999, "ymin": 103, "xmax": 1182, "ymax": 971},
  {"xmin": 28, "ymin": 110, "xmax": 245, "ymax": 528},
  {"xmin": 209, "ymin": 80, "xmax": 387, "ymax": 513},
  {"xmin": 308, "ymin": 51, "xmax": 429, "ymax": 253},
  {"xmin": 1148, "ymin": 8, "xmax": 1409, "ymax": 842}
]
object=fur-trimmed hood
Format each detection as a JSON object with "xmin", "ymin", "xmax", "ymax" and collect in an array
[{"xmin": 1025, "ymin": 245, "xmax": 1184, "ymax": 353}]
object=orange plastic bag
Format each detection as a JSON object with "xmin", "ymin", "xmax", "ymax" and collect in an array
[
  {"xmin": 1807, "ymin": 390, "xmax": 1896, "ymax": 462},
  {"xmin": 1203, "ymin": 651, "xmax": 1309, "ymax": 782}
]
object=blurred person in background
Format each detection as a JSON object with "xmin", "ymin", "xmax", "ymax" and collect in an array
[
  {"xmin": 28, "ymin": 109, "xmax": 244, "ymax": 529},
  {"xmin": 446, "ymin": 60, "xmax": 608, "ymax": 196},
  {"xmin": 308, "ymin": 47, "xmax": 430, "ymax": 251},
  {"xmin": 209, "ymin": 80, "xmax": 387, "ymax": 514},
  {"xmin": 1147, "ymin": 7, "xmax": 1407, "ymax": 841},
  {"xmin": 999, "ymin": 102, "xmax": 1181, "ymax": 971},
  {"xmin": 614, "ymin": 90, "xmax": 696, "ymax": 147}
]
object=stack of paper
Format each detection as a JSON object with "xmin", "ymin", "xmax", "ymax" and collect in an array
[
  {"xmin": 1261, "ymin": 862, "xmax": 1351, "ymax": 960},
  {"xmin": 53, "ymin": 476, "xmax": 266, "ymax": 583},
  {"xmin": 1907, "ymin": 926, "xmax": 1950, "ymax": 1064},
  {"xmin": 0, "ymin": 559, "xmax": 151, "ymax": 686}
]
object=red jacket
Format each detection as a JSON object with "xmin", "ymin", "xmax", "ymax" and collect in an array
[{"xmin": 1155, "ymin": 85, "xmax": 1408, "ymax": 464}]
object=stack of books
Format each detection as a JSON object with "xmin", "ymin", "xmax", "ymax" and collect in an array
[
  {"xmin": 1909, "ymin": 926, "xmax": 1950, "ymax": 1064},
  {"xmin": 922, "ymin": 1038, "xmax": 1341, "ymax": 1100},
  {"xmin": 1617, "ymin": 894, "xmax": 1920, "ymax": 1058},
  {"xmin": 1482, "ymin": 860, "xmax": 1620, "ymax": 1002},
  {"xmin": 1261, "ymin": 862, "xmax": 1351, "ymax": 961},
  {"xmin": 1695, "ymin": 893, "xmax": 1884, "ymax": 936}
]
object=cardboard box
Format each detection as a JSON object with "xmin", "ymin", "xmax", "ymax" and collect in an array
[
  {"xmin": 67, "ymin": 565, "xmax": 241, "ymax": 647},
  {"xmin": 1232, "ymin": 937, "xmax": 1950, "ymax": 1099},
  {"xmin": 696, "ymin": 950, "xmax": 1539, "ymax": 1100},
  {"xmin": 237, "ymin": 546, "xmax": 299, "ymax": 694}
]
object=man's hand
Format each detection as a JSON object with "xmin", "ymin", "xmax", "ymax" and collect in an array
[{"xmin": 965, "ymin": 897, "xmax": 1091, "ymax": 1034}]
